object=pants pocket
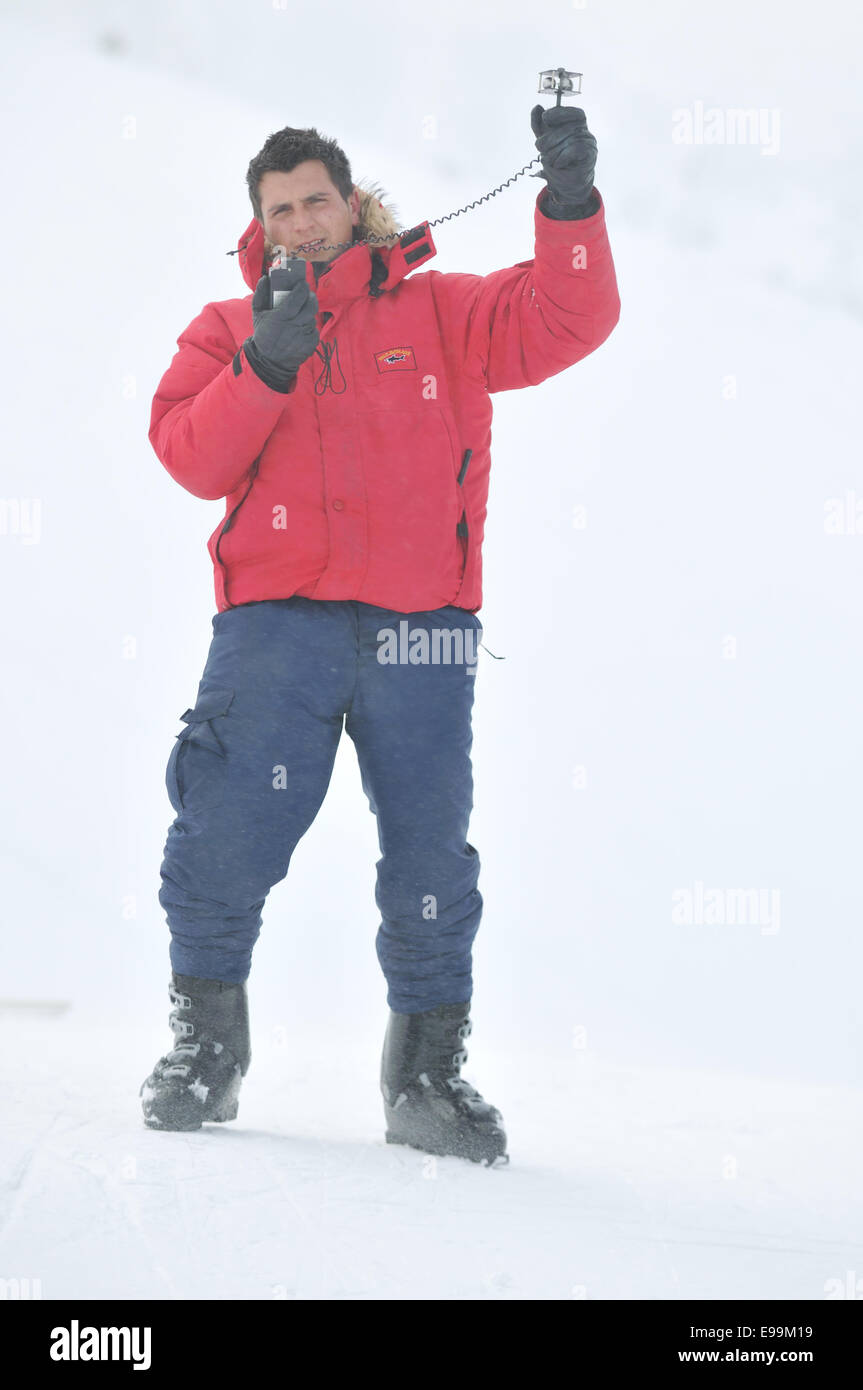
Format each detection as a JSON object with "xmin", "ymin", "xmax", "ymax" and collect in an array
[{"xmin": 165, "ymin": 685, "xmax": 235, "ymax": 814}]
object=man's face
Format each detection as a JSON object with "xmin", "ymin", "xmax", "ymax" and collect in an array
[{"xmin": 258, "ymin": 160, "xmax": 360, "ymax": 262}]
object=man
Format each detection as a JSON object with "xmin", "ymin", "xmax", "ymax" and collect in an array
[{"xmin": 141, "ymin": 106, "xmax": 620, "ymax": 1166}]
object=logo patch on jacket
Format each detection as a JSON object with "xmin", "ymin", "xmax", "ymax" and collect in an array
[{"xmin": 374, "ymin": 345, "xmax": 416, "ymax": 373}]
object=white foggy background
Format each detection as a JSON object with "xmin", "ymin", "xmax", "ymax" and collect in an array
[{"xmin": 1, "ymin": 0, "xmax": 861, "ymax": 1093}]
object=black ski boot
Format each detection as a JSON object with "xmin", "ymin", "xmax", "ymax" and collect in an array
[
  {"xmin": 381, "ymin": 1000, "xmax": 509, "ymax": 1166},
  {"xmin": 140, "ymin": 972, "xmax": 251, "ymax": 1131}
]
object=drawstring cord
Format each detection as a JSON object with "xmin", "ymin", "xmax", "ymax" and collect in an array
[{"xmin": 313, "ymin": 337, "xmax": 347, "ymax": 395}]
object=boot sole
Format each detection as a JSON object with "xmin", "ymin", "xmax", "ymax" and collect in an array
[
  {"xmin": 142, "ymin": 1102, "xmax": 238, "ymax": 1132},
  {"xmin": 385, "ymin": 1130, "xmax": 509, "ymax": 1167}
]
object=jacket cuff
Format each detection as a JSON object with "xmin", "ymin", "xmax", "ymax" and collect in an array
[
  {"xmin": 534, "ymin": 185, "xmax": 609, "ymax": 245},
  {"xmin": 240, "ymin": 338, "xmax": 298, "ymax": 394},
  {"xmin": 538, "ymin": 186, "xmax": 601, "ymax": 221}
]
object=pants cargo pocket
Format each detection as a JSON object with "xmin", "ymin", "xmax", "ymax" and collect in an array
[{"xmin": 165, "ymin": 685, "xmax": 235, "ymax": 814}]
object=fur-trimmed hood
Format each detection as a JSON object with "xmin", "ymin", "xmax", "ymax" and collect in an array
[{"xmin": 235, "ymin": 178, "xmax": 419, "ymax": 294}]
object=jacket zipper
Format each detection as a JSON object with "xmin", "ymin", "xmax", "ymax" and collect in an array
[
  {"xmin": 456, "ymin": 448, "xmax": 472, "ymax": 574},
  {"xmin": 215, "ymin": 456, "xmax": 261, "ymax": 608}
]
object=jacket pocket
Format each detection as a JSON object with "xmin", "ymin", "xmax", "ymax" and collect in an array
[{"xmin": 165, "ymin": 685, "xmax": 235, "ymax": 814}]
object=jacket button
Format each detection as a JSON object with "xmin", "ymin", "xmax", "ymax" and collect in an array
[{"xmin": 332, "ymin": 499, "xmax": 344, "ymax": 511}]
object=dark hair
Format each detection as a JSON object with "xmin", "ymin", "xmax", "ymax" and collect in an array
[{"xmin": 246, "ymin": 126, "xmax": 353, "ymax": 221}]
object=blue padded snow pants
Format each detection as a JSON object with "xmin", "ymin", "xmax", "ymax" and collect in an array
[{"xmin": 158, "ymin": 598, "xmax": 483, "ymax": 1013}]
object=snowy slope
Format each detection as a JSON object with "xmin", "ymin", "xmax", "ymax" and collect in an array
[
  {"xmin": 3, "ymin": 1015, "xmax": 861, "ymax": 1300},
  {"xmin": 1, "ymin": 3, "xmax": 861, "ymax": 1300}
]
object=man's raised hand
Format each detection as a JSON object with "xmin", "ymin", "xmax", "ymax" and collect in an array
[{"xmin": 530, "ymin": 104, "xmax": 599, "ymax": 218}]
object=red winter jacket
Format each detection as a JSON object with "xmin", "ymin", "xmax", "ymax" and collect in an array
[{"xmin": 149, "ymin": 184, "xmax": 621, "ymax": 614}]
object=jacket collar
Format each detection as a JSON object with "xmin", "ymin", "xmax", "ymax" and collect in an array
[{"xmin": 235, "ymin": 216, "xmax": 437, "ymax": 306}]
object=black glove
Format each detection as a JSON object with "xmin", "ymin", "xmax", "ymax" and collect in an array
[
  {"xmin": 243, "ymin": 274, "xmax": 320, "ymax": 392},
  {"xmin": 530, "ymin": 105, "xmax": 600, "ymax": 220}
]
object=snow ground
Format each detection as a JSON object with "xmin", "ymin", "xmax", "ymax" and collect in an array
[{"xmin": 2, "ymin": 1013, "xmax": 860, "ymax": 1300}]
